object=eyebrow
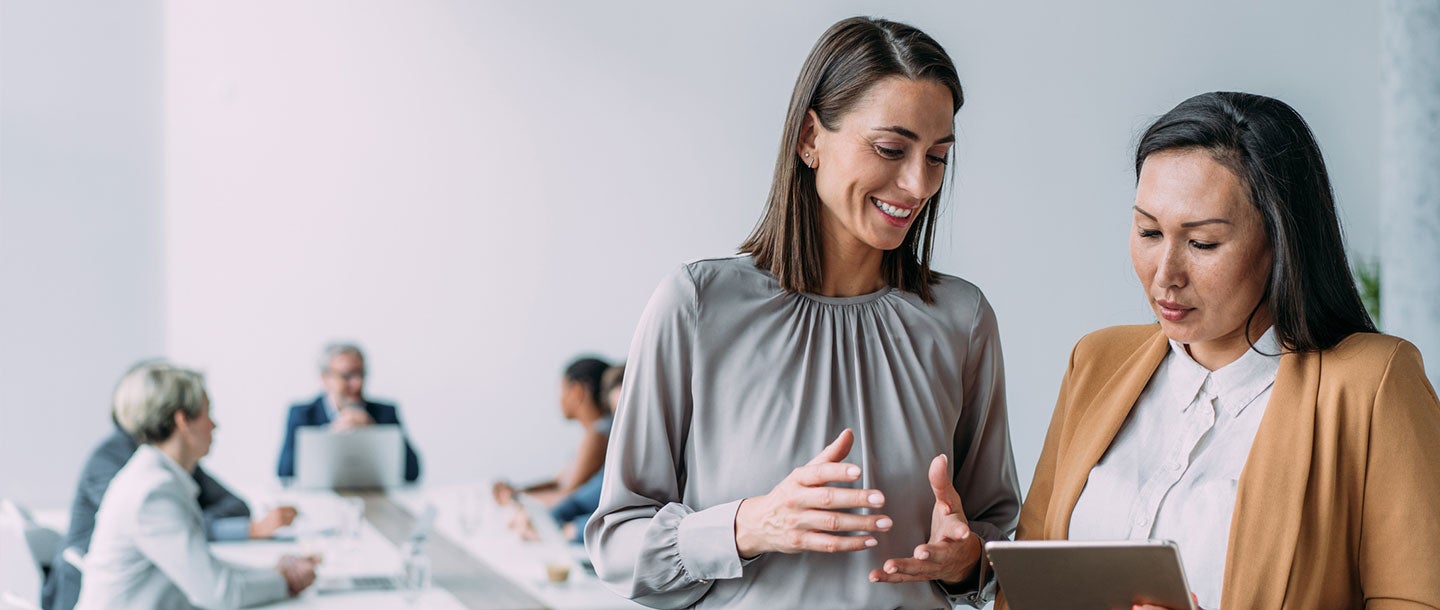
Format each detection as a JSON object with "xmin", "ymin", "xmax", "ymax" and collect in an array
[
  {"xmin": 873, "ymin": 125, "xmax": 955, "ymax": 145},
  {"xmin": 1132, "ymin": 206, "xmax": 1232, "ymax": 228}
]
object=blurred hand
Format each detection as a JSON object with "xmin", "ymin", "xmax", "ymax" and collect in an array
[
  {"xmin": 276, "ymin": 554, "xmax": 318, "ymax": 596},
  {"xmin": 331, "ymin": 406, "xmax": 374, "ymax": 432},
  {"xmin": 869, "ymin": 454, "xmax": 981, "ymax": 584},
  {"xmin": 492, "ymin": 480, "xmax": 516, "ymax": 506},
  {"xmin": 1134, "ymin": 593, "xmax": 1202, "ymax": 610},
  {"xmin": 250, "ymin": 506, "xmax": 298, "ymax": 539},
  {"xmin": 506, "ymin": 506, "xmax": 539, "ymax": 541},
  {"xmin": 733, "ymin": 429, "xmax": 891, "ymax": 559}
]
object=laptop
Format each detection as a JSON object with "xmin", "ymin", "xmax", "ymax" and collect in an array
[
  {"xmin": 313, "ymin": 504, "xmax": 436, "ymax": 595},
  {"xmin": 295, "ymin": 425, "xmax": 404, "ymax": 489}
]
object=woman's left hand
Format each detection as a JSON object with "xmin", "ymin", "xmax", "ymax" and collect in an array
[{"xmin": 869, "ymin": 454, "xmax": 982, "ymax": 584}]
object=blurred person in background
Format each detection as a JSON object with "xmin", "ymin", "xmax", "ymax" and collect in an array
[
  {"xmin": 493, "ymin": 356, "xmax": 613, "ymax": 505},
  {"xmin": 76, "ymin": 362, "xmax": 317, "ymax": 609},
  {"xmin": 276, "ymin": 342, "xmax": 421, "ymax": 482},
  {"xmin": 43, "ymin": 360, "xmax": 297, "ymax": 610},
  {"xmin": 509, "ymin": 364, "xmax": 625, "ymax": 543}
]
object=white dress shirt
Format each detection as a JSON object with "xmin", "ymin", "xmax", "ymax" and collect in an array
[
  {"xmin": 76, "ymin": 445, "xmax": 288, "ymax": 610},
  {"xmin": 1069, "ymin": 328, "xmax": 1280, "ymax": 610}
]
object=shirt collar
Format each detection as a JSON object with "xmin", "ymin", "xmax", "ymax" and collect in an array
[
  {"xmin": 136, "ymin": 444, "xmax": 201, "ymax": 499},
  {"xmin": 1167, "ymin": 327, "xmax": 1281, "ymax": 417}
]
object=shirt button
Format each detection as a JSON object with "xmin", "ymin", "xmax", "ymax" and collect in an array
[
  {"xmin": 1167, "ymin": 461, "xmax": 1182, "ymax": 472},
  {"xmin": 1136, "ymin": 515, "xmax": 1151, "ymax": 528}
]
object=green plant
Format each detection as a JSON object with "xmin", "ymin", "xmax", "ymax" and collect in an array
[{"xmin": 1355, "ymin": 258, "xmax": 1381, "ymax": 330}]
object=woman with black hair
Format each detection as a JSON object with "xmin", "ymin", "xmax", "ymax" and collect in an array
[
  {"xmin": 493, "ymin": 356, "xmax": 612, "ymax": 505},
  {"xmin": 1011, "ymin": 92, "xmax": 1440, "ymax": 609}
]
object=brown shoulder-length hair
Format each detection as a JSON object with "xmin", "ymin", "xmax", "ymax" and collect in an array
[{"xmin": 738, "ymin": 16, "xmax": 963, "ymax": 304}]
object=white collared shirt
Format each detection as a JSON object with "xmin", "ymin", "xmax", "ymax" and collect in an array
[
  {"xmin": 77, "ymin": 445, "xmax": 288, "ymax": 610},
  {"xmin": 1069, "ymin": 328, "xmax": 1280, "ymax": 610}
]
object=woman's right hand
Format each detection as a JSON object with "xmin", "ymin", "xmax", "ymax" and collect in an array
[
  {"xmin": 733, "ymin": 429, "xmax": 892, "ymax": 559},
  {"xmin": 276, "ymin": 554, "xmax": 318, "ymax": 596}
]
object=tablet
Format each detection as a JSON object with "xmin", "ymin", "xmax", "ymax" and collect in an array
[{"xmin": 985, "ymin": 540, "xmax": 1197, "ymax": 610}]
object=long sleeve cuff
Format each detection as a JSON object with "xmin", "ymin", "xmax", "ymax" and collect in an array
[
  {"xmin": 208, "ymin": 516, "xmax": 252, "ymax": 541},
  {"xmin": 237, "ymin": 566, "xmax": 290, "ymax": 606},
  {"xmin": 937, "ymin": 532, "xmax": 996, "ymax": 608},
  {"xmin": 676, "ymin": 499, "xmax": 745, "ymax": 582}
]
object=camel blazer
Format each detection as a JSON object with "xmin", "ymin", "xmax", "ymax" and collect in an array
[{"xmin": 1007, "ymin": 324, "xmax": 1440, "ymax": 609}]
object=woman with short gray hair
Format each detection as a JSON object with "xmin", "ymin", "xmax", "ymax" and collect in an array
[{"xmin": 77, "ymin": 362, "xmax": 318, "ymax": 610}]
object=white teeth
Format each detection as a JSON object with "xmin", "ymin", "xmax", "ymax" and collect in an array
[{"xmin": 872, "ymin": 198, "xmax": 913, "ymax": 218}]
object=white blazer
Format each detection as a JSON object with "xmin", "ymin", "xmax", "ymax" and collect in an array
[{"xmin": 75, "ymin": 445, "xmax": 287, "ymax": 610}]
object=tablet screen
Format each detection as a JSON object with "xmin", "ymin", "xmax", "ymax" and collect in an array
[{"xmin": 986, "ymin": 540, "xmax": 1197, "ymax": 610}]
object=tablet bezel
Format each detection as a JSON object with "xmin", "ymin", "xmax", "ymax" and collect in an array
[{"xmin": 985, "ymin": 539, "xmax": 1198, "ymax": 610}]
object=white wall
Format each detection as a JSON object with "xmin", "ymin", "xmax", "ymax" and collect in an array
[
  {"xmin": 3, "ymin": 1, "xmax": 1380, "ymax": 507},
  {"xmin": 163, "ymin": 1, "xmax": 1381, "ymax": 495},
  {"xmin": 0, "ymin": 0, "xmax": 165, "ymax": 506}
]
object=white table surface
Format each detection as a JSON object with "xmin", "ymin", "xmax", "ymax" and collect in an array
[{"xmin": 387, "ymin": 484, "xmax": 643, "ymax": 610}]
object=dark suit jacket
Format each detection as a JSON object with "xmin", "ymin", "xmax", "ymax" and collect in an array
[
  {"xmin": 42, "ymin": 426, "xmax": 251, "ymax": 610},
  {"xmin": 276, "ymin": 395, "xmax": 421, "ymax": 482}
]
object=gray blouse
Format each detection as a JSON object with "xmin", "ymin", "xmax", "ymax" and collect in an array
[{"xmin": 585, "ymin": 256, "xmax": 1020, "ymax": 610}]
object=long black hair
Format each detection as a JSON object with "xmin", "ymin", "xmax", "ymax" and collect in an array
[{"xmin": 1136, "ymin": 92, "xmax": 1376, "ymax": 352}]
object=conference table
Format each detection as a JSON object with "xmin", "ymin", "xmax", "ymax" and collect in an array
[
  {"xmin": 41, "ymin": 484, "xmax": 641, "ymax": 610},
  {"xmin": 231, "ymin": 484, "xmax": 641, "ymax": 610}
]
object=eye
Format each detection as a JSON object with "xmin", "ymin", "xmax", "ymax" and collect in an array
[
  {"xmin": 1189, "ymin": 240, "xmax": 1218, "ymax": 250},
  {"xmin": 1137, "ymin": 229, "xmax": 1161, "ymax": 239},
  {"xmin": 926, "ymin": 153, "xmax": 948, "ymax": 166},
  {"xmin": 873, "ymin": 144, "xmax": 904, "ymax": 160}
]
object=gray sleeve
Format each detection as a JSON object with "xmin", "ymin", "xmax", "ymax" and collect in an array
[
  {"xmin": 945, "ymin": 292, "xmax": 1020, "ymax": 607},
  {"xmin": 585, "ymin": 267, "xmax": 742, "ymax": 609}
]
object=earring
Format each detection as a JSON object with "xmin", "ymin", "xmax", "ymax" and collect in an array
[{"xmin": 804, "ymin": 152, "xmax": 816, "ymax": 169}]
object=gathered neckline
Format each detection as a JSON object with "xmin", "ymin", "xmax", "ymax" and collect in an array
[{"xmin": 798, "ymin": 285, "xmax": 894, "ymax": 305}]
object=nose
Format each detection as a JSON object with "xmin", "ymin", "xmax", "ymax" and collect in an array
[
  {"xmin": 1154, "ymin": 242, "xmax": 1188, "ymax": 290},
  {"xmin": 896, "ymin": 155, "xmax": 932, "ymax": 201}
]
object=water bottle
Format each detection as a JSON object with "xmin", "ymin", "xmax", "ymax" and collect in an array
[{"xmin": 401, "ymin": 538, "xmax": 432, "ymax": 601}]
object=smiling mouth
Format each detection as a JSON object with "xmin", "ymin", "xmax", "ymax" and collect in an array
[{"xmin": 872, "ymin": 198, "xmax": 914, "ymax": 219}]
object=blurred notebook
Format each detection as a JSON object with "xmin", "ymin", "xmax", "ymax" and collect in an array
[{"xmin": 313, "ymin": 504, "xmax": 435, "ymax": 595}]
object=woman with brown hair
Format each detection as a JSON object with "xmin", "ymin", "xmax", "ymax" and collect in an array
[{"xmin": 586, "ymin": 16, "xmax": 1019, "ymax": 609}]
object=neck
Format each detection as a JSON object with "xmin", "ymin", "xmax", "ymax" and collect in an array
[
  {"xmin": 154, "ymin": 439, "xmax": 198, "ymax": 473},
  {"xmin": 576, "ymin": 405, "xmax": 602, "ymax": 428},
  {"xmin": 816, "ymin": 225, "xmax": 886, "ymax": 297},
  {"xmin": 1185, "ymin": 319, "xmax": 1274, "ymax": 371}
]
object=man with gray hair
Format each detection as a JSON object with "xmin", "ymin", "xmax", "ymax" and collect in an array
[{"xmin": 276, "ymin": 342, "xmax": 421, "ymax": 481}]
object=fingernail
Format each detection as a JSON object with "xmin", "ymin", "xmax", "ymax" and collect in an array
[
  {"xmin": 875, "ymin": 518, "xmax": 893, "ymax": 530},
  {"xmin": 870, "ymin": 574, "xmax": 880, "ymax": 582},
  {"xmin": 918, "ymin": 551, "xmax": 930, "ymax": 559},
  {"xmin": 847, "ymin": 466, "xmax": 861, "ymax": 477},
  {"xmin": 868, "ymin": 493, "xmax": 884, "ymax": 506},
  {"xmin": 885, "ymin": 564, "xmax": 897, "ymax": 574},
  {"xmin": 864, "ymin": 538, "xmax": 877, "ymax": 547}
]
